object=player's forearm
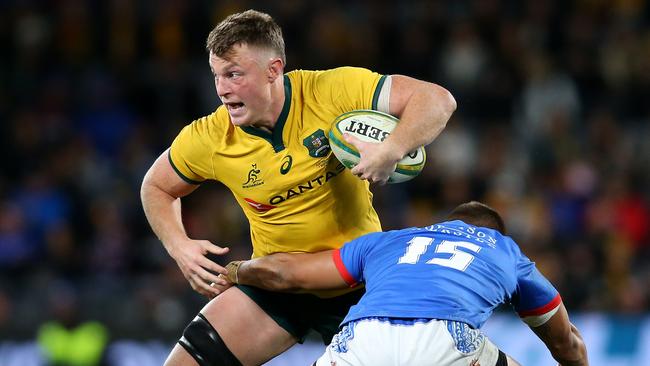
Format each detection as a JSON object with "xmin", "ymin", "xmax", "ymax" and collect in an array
[
  {"xmin": 387, "ymin": 81, "xmax": 456, "ymax": 157},
  {"xmin": 552, "ymin": 324, "xmax": 588, "ymax": 366},
  {"xmin": 237, "ymin": 254, "xmax": 299, "ymax": 291},
  {"xmin": 530, "ymin": 303, "xmax": 588, "ymax": 366},
  {"xmin": 140, "ymin": 181, "xmax": 188, "ymax": 256}
]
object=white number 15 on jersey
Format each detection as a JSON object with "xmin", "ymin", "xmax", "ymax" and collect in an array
[{"xmin": 397, "ymin": 237, "xmax": 481, "ymax": 272}]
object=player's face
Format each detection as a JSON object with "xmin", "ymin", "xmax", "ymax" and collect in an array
[{"xmin": 209, "ymin": 44, "xmax": 277, "ymax": 127}]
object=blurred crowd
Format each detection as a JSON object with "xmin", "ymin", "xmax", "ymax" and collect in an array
[{"xmin": 1, "ymin": 0, "xmax": 649, "ymax": 343}]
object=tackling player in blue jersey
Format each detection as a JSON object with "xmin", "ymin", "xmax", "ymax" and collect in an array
[{"xmin": 221, "ymin": 201, "xmax": 588, "ymax": 366}]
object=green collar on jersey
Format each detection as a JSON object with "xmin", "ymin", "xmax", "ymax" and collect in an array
[{"xmin": 241, "ymin": 75, "xmax": 291, "ymax": 153}]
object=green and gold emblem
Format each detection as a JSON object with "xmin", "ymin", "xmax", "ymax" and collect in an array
[{"xmin": 302, "ymin": 129, "xmax": 331, "ymax": 158}]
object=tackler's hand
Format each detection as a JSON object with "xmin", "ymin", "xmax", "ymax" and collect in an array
[{"xmin": 209, "ymin": 274, "xmax": 235, "ymax": 299}]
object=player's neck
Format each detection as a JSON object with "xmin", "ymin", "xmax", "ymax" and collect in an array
[{"xmin": 251, "ymin": 77, "xmax": 285, "ymax": 132}]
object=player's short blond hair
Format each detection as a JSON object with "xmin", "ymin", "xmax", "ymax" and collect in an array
[{"xmin": 206, "ymin": 10, "xmax": 286, "ymax": 63}]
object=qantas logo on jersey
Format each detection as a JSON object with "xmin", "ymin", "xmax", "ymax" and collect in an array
[
  {"xmin": 269, "ymin": 163, "xmax": 346, "ymax": 205},
  {"xmin": 244, "ymin": 198, "xmax": 276, "ymax": 213}
]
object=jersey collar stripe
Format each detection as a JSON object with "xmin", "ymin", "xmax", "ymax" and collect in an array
[
  {"xmin": 332, "ymin": 249, "xmax": 357, "ymax": 287},
  {"xmin": 240, "ymin": 75, "xmax": 292, "ymax": 153},
  {"xmin": 269, "ymin": 75, "xmax": 292, "ymax": 152}
]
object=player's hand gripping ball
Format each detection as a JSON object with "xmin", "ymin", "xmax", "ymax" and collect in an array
[{"xmin": 329, "ymin": 110, "xmax": 426, "ymax": 183}]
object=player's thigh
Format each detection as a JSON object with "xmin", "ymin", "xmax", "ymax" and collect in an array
[
  {"xmin": 165, "ymin": 287, "xmax": 297, "ymax": 366},
  {"xmin": 165, "ymin": 343, "xmax": 199, "ymax": 366},
  {"xmin": 202, "ymin": 286, "xmax": 297, "ymax": 366}
]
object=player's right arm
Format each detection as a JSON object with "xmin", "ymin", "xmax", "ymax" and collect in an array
[
  {"xmin": 226, "ymin": 232, "xmax": 376, "ymax": 291},
  {"xmin": 529, "ymin": 302, "xmax": 588, "ymax": 366},
  {"xmin": 228, "ymin": 250, "xmax": 350, "ymax": 292},
  {"xmin": 140, "ymin": 149, "xmax": 229, "ymax": 298}
]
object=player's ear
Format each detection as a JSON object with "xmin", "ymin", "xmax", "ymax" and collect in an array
[{"xmin": 267, "ymin": 58, "xmax": 284, "ymax": 82}]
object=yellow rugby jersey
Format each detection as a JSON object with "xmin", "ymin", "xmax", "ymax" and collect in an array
[{"xmin": 170, "ymin": 67, "xmax": 386, "ymax": 259}]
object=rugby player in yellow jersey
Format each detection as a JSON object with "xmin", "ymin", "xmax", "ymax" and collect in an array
[{"xmin": 140, "ymin": 9, "xmax": 456, "ymax": 366}]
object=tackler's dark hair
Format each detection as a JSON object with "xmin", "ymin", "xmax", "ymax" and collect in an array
[{"xmin": 447, "ymin": 201, "xmax": 506, "ymax": 235}]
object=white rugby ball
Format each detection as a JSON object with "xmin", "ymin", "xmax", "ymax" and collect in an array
[{"xmin": 328, "ymin": 109, "xmax": 426, "ymax": 183}]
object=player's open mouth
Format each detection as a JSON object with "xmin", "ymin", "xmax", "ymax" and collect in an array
[{"xmin": 226, "ymin": 102, "xmax": 245, "ymax": 112}]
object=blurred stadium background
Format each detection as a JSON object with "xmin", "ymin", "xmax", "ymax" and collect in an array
[{"xmin": 1, "ymin": 0, "xmax": 649, "ymax": 365}]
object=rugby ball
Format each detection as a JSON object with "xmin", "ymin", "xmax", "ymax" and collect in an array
[{"xmin": 329, "ymin": 110, "xmax": 426, "ymax": 183}]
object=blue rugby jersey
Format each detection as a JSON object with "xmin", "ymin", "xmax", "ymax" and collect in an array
[{"xmin": 333, "ymin": 220, "xmax": 560, "ymax": 328}]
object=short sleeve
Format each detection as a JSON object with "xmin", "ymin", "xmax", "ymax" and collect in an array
[
  {"xmin": 314, "ymin": 67, "xmax": 386, "ymax": 114},
  {"xmin": 334, "ymin": 232, "xmax": 383, "ymax": 286},
  {"xmin": 169, "ymin": 119, "xmax": 214, "ymax": 184},
  {"xmin": 511, "ymin": 255, "xmax": 561, "ymax": 326}
]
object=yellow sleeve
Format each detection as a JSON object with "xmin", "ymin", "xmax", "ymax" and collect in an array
[
  {"xmin": 169, "ymin": 117, "xmax": 214, "ymax": 184},
  {"xmin": 313, "ymin": 67, "xmax": 387, "ymax": 114}
]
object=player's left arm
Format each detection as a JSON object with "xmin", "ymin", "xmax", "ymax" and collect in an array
[
  {"xmin": 224, "ymin": 250, "xmax": 349, "ymax": 292},
  {"xmin": 348, "ymin": 75, "xmax": 456, "ymax": 184},
  {"xmin": 387, "ymin": 75, "xmax": 457, "ymax": 156}
]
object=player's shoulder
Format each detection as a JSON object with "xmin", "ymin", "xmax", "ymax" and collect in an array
[
  {"xmin": 173, "ymin": 107, "xmax": 232, "ymax": 152},
  {"xmin": 180, "ymin": 107, "xmax": 231, "ymax": 136},
  {"xmin": 287, "ymin": 67, "xmax": 377, "ymax": 85}
]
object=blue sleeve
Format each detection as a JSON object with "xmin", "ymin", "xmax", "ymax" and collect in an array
[
  {"xmin": 337, "ymin": 232, "xmax": 383, "ymax": 285},
  {"xmin": 511, "ymin": 254, "xmax": 561, "ymax": 316}
]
